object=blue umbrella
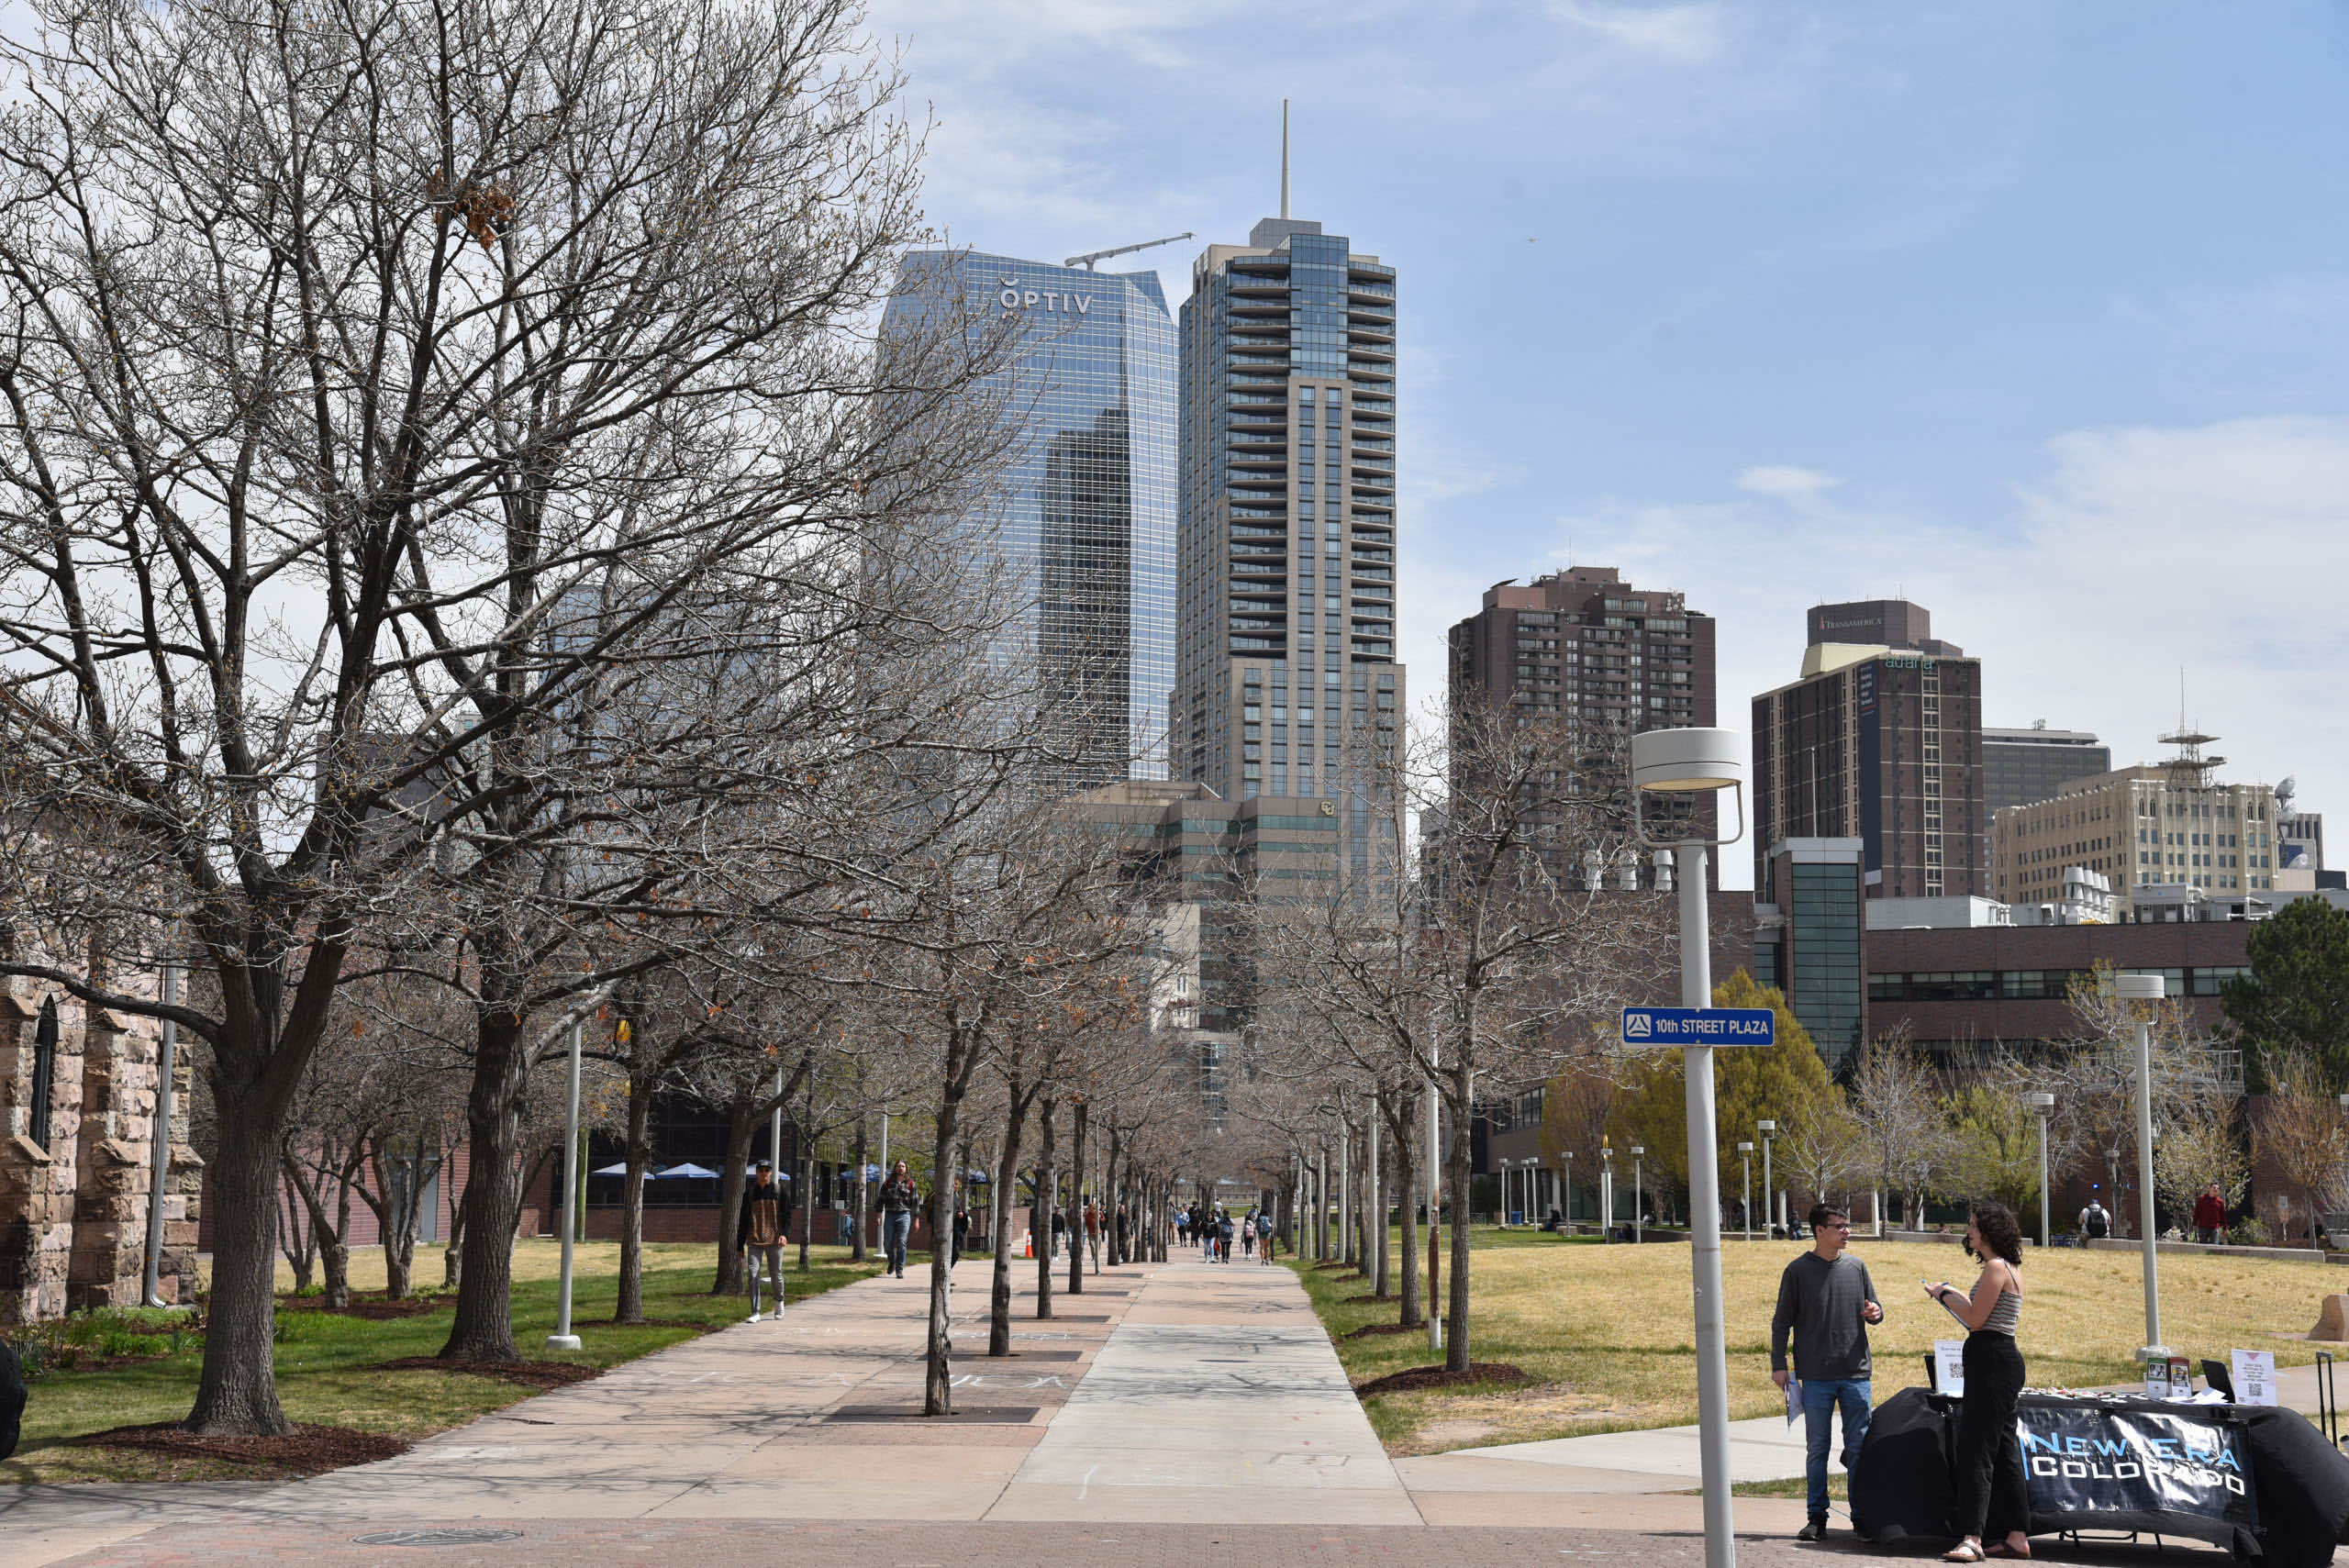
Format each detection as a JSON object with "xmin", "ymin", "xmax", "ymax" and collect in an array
[
  {"xmin": 653, "ymin": 1162, "xmax": 719, "ymax": 1179},
  {"xmin": 590, "ymin": 1162, "xmax": 629, "ymax": 1176}
]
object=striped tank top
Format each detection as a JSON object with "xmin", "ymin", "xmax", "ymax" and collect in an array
[{"xmin": 1979, "ymin": 1283, "xmax": 2021, "ymax": 1336}]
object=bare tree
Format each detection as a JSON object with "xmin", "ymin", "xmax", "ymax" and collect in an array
[
  {"xmin": 2251, "ymin": 1049, "xmax": 2349, "ymax": 1246},
  {"xmin": 1848, "ymin": 1029, "xmax": 1952, "ymax": 1230}
]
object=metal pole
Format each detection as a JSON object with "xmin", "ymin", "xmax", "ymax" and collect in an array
[
  {"xmin": 141, "ymin": 962, "xmax": 181, "ymax": 1308},
  {"xmin": 1760, "ymin": 1129, "xmax": 1774, "ymax": 1238},
  {"xmin": 547, "ymin": 1019, "xmax": 584, "ymax": 1351},
  {"xmin": 2039, "ymin": 1114, "xmax": 2051, "ymax": 1250},
  {"xmin": 1563, "ymin": 1152, "xmax": 1573, "ymax": 1229},
  {"xmin": 1426, "ymin": 1071, "xmax": 1442, "ymax": 1352},
  {"xmin": 1742, "ymin": 1148, "xmax": 1753, "ymax": 1243},
  {"xmin": 1675, "ymin": 840, "xmax": 1737, "ymax": 1568},
  {"xmin": 1634, "ymin": 1151, "xmax": 1644, "ymax": 1243},
  {"xmin": 2136, "ymin": 1013, "xmax": 2164, "ymax": 1353}
]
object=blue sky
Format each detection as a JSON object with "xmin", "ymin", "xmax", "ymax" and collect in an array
[{"xmin": 874, "ymin": 0, "xmax": 2349, "ymax": 885}]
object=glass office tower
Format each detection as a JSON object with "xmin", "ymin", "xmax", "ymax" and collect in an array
[
  {"xmin": 1172, "ymin": 218, "xmax": 1403, "ymax": 807},
  {"xmin": 884, "ymin": 250, "xmax": 1176, "ymax": 786}
]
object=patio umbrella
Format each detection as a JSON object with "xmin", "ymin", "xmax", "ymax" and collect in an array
[
  {"xmin": 652, "ymin": 1162, "xmax": 719, "ymax": 1179},
  {"xmin": 590, "ymin": 1162, "xmax": 629, "ymax": 1176}
]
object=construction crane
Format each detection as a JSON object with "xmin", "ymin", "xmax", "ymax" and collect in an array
[{"xmin": 1064, "ymin": 232, "xmax": 1193, "ymax": 271}]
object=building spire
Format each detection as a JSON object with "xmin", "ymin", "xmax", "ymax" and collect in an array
[{"xmin": 1280, "ymin": 99, "xmax": 1290, "ymax": 220}]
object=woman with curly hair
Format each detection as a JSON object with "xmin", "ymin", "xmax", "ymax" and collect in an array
[{"xmin": 1927, "ymin": 1201, "xmax": 2031, "ymax": 1562}]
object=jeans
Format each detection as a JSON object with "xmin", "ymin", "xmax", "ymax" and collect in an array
[
  {"xmin": 1800, "ymin": 1376, "xmax": 1872, "ymax": 1522},
  {"xmin": 746, "ymin": 1243, "xmax": 783, "ymax": 1315},
  {"xmin": 1954, "ymin": 1331, "xmax": 2028, "ymax": 1542},
  {"xmin": 883, "ymin": 1211, "xmax": 913, "ymax": 1275}
]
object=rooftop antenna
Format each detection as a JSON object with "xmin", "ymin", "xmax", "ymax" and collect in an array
[
  {"xmin": 1280, "ymin": 99, "xmax": 1290, "ymax": 220},
  {"xmin": 2159, "ymin": 668, "xmax": 2224, "ymax": 788}
]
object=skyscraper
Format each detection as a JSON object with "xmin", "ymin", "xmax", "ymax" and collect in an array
[
  {"xmin": 1169, "ymin": 201, "xmax": 1403, "ymax": 810},
  {"xmin": 1753, "ymin": 598, "xmax": 1987, "ymax": 899},
  {"xmin": 882, "ymin": 250, "xmax": 1175, "ymax": 786},
  {"xmin": 1446, "ymin": 566, "xmax": 1717, "ymax": 887},
  {"xmin": 1983, "ymin": 725, "xmax": 2111, "ymax": 816}
]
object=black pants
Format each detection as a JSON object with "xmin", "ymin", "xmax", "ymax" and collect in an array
[{"xmin": 1954, "ymin": 1331, "xmax": 2029, "ymax": 1541}]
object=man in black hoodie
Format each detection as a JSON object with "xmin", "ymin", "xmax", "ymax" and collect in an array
[{"xmin": 736, "ymin": 1160, "xmax": 788, "ymax": 1322}]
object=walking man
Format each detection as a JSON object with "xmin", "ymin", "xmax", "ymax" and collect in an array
[
  {"xmin": 2194, "ymin": 1182, "xmax": 2227, "ymax": 1245},
  {"xmin": 1770, "ymin": 1203, "xmax": 1882, "ymax": 1542},
  {"xmin": 737, "ymin": 1160, "xmax": 788, "ymax": 1322},
  {"xmin": 879, "ymin": 1160, "xmax": 918, "ymax": 1278}
]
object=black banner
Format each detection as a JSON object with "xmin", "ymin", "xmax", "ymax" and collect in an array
[{"xmin": 2019, "ymin": 1400, "xmax": 2259, "ymax": 1551}]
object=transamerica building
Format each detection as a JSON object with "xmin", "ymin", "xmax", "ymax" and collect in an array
[
  {"xmin": 1170, "ymin": 214, "xmax": 1404, "ymax": 835},
  {"xmin": 883, "ymin": 250, "xmax": 1175, "ymax": 787}
]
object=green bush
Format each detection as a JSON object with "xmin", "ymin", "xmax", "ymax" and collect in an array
[
  {"xmin": 4, "ymin": 1307, "xmax": 203, "ymax": 1383},
  {"xmin": 2228, "ymin": 1218, "xmax": 2272, "ymax": 1247}
]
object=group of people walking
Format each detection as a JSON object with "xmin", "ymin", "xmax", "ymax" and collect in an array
[
  {"xmin": 1772, "ymin": 1198, "xmax": 2030, "ymax": 1561},
  {"xmin": 1173, "ymin": 1202, "xmax": 1275, "ymax": 1263}
]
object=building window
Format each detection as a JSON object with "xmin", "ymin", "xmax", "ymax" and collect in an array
[{"xmin": 28, "ymin": 995, "xmax": 58, "ymax": 1150}]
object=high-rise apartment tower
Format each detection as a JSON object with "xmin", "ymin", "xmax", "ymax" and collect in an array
[{"xmin": 1170, "ymin": 209, "xmax": 1403, "ymax": 806}]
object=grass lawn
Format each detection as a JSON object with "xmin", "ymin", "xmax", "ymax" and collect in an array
[
  {"xmin": 1293, "ymin": 1227, "xmax": 2342, "ymax": 1455},
  {"xmin": 2, "ymin": 1239, "xmax": 878, "ymax": 1485}
]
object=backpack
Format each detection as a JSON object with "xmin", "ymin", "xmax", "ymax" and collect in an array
[{"xmin": 2085, "ymin": 1206, "xmax": 2110, "ymax": 1240}]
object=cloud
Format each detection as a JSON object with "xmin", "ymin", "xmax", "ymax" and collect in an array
[
  {"xmin": 1733, "ymin": 464, "xmax": 1841, "ymax": 497},
  {"xmin": 1551, "ymin": 1, "xmax": 1729, "ymax": 65}
]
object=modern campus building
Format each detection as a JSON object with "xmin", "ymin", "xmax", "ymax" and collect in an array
[
  {"xmin": 1989, "ymin": 728, "xmax": 2285, "ymax": 917},
  {"xmin": 1984, "ymin": 725, "xmax": 2110, "ymax": 816},
  {"xmin": 1445, "ymin": 567, "xmax": 1717, "ymax": 887},
  {"xmin": 882, "ymin": 249, "xmax": 1176, "ymax": 788},
  {"xmin": 1169, "ymin": 212, "xmax": 1403, "ymax": 809},
  {"xmin": 1751, "ymin": 599, "xmax": 1987, "ymax": 899}
]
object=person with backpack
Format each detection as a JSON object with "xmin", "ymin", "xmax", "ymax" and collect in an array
[
  {"xmin": 1241, "ymin": 1211, "xmax": 1256, "ymax": 1260},
  {"xmin": 2079, "ymin": 1195, "xmax": 2111, "ymax": 1240},
  {"xmin": 1218, "ymin": 1210, "xmax": 1236, "ymax": 1262},
  {"xmin": 736, "ymin": 1160, "xmax": 788, "ymax": 1322},
  {"xmin": 878, "ymin": 1160, "xmax": 919, "ymax": 1278}
]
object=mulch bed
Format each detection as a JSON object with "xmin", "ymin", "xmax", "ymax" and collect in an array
[
  {"xmin": 1353, "ymin": 1362, "xmax": 1535, "ymax": 1396},
  {"xmin": 368, "ymin": 1356, "xmax": 601, "ymax": 1389},
  {"xmin": 280, "ymin": 1294, "xmax": 446, "ymax": 1320},
  {"xmin": 77, "ymin": 1421, "xmax": 409, "ymax": 1476},
  {"xmin": 1341, "ymin": 1293, "xmax": 1396, "ymax": 1305},
  {"xmin": 1341, "ymin": 1321, "xmax": 1425, "ymax": 1340}
]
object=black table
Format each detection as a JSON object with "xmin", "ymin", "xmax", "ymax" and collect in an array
[{"xmin": 1852, "ymin": 1386, "xmax": 2349, "ymax": 1564}]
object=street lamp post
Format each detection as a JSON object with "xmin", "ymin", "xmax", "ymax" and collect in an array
[
  {"xmin": 1631, "ymin": 1146, "xmax": 1645, "ymax": 1243},
  {"xmin": 2116, "ymin": 973, "xmax": 2166, "ymax": 1362},
  {"xmin": 1562, "ymin": 1151, "xmax": 1574, "ymax": 1230},
  {"xmin": 2029, "ymin": 1092, "xmax": 2057, "ymax": 1249},
  {"xmin": 1600, "ymin": 1144, "xmax": 1613, "ymax": 1238},
  {"xmin": 1499, "ymin": 1158, "xmax": 1513, "ymax": 1228},
  {"xmin": 1630, "ymin": 725, "xmax": 1748, "ymax": 1568},
  {"xmin": 546, "ymin": 1017, "xmax": 584, "ymax": 1351},
  {"xmin": 1758, "ymin": 1120, "xmax": 1777, "ymax": 1237},
  {"xmin": 1737, "ymin": 1142, "xmax": 1754, "ymax": 1242},
  {"xmin": 141, "ymin": 961, "xmax": 183, "ymax": 1308}
]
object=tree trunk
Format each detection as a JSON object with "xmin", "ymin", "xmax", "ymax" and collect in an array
[
  {"xmin": 440, "ymin": 1011, "xmax": 529, "ymax": 1363},
  {"xmin": 281, "ymin": 1190, "xmax": 316, "ymax": 1293},
  {"xmin": 988, "ymin": 1097, "xmax": 1025, "ymax": 1356},
  {"xmin": 616, "ymin": 1071, "xmax": 652, "ymax": 1324},
  {"xmin": 1446, "ymin": 1069, "xmax": 1475, "ymax": 1373},
  {"xmin": 1035, "ymin": 1096, "xmax": 1057, "ymax": 1320},
  {"xmin": 796, "ymin": 1103, "xmax": 816, "ymax": 1272},
  {"xmin": 1372, "ymin": 1103, "xmax": 1392, "ymax": 1300},
  {"xmin": 1067, "ymin": 1099, "xmax": 1086, "ymax": 1296},
  {"xmin": 923, "ymin": 1029, "xmax": 972, "ymax": 1418},
  {"xmin": 851, "ymin": 1116, "xmax": 870, "ymax": 1263},
  {"xmin": 187, "ymin": 1105, "xmax": 295, "ymax": 1435},
  {"xmin": 712, "ymin": 1100, "xmax": 756, "ymax": 1295}
]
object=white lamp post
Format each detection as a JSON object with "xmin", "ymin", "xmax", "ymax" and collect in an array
[
  {"xmin": 2028, "ymin": 1092, "xmax": 2056, "ymax": 1249},
  {"xmin": 1757, "ymin": 1119, "xmax": 1777, "ymax": 1236},
  {"xmin": 2116, "ymin": 973, "xmax": 2165, "ymax": 1362},
  {"xmin": 1600, "ymin": 1143, "xmax": 1614, "ymax": 1238},
  {"xmin": 1737, "ymin": 1141, "xmax": 1755, "ymax": 1242},
  {"xmin": 1562, "ymin": 1151, "xmax": 1573, "ymax": 1230},
  {"xmin": 546, "ymin": 1016, "xmax": 585, "ymax": 1351},
  {"xmin": 1629, "ymin": 724, "xmax": 1748, "ymax": 1568},
  {"xmin": 1631, "ymin": 1146, "xmax": 1646, "ymax": 1243},
  {"xmin": 1499, "ymin": 1157, "xmax": 1513, "ymax": 1228}
]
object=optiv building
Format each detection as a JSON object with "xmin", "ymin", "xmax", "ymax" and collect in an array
[{"xmin": 884, "ymin": 250, "xmax": 1176, "ymax": 787}]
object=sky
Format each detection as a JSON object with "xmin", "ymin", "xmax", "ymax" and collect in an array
[{"xmin": 870, "ymin": 0, "xmax": 2349, "ymax": 887}]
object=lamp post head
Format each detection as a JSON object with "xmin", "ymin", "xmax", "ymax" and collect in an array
[
  {"xmin": 1757, "ymin": 1119, "xmax": 1776, "ymax": 1135},
  {"xmin": 1737, "ymin": 1140, "xmax": 1754, "ymax": 1153},
  {"xmin": 2115, "ymin": 973, "xmax": 2165, "ymax": 1001},
  {"xmin": 1631, "ymin": 1145, "xmax": 1645, "ymax": 1158},
  {"xmin": 1630, "ymin": 728, "xmax": 1744, "ymax": 793},
  {"xmin": 2028, "ymin": 1092, "xmax": 2056, "ymax": 1112}
]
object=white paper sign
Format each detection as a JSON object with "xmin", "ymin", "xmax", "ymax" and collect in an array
[
  {"xmin": 2232, "ymin": 1349, "xmax": 2278, "ymax": 1407},
  {"xmin": 2144, "ymin": 1358, "xmax": 2172, "ymax": 1399},
  {"xmin": 1933, "ymin": 1339, "xmax": 1967, "ymax": 1397}
]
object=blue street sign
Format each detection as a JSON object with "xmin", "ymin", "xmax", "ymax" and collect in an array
[{"xmin": 1620, "ymin": 1006, "xmax": 1776, "ymax": 1047}]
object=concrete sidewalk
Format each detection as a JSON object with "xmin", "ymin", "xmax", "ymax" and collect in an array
[{"xmin": 8, "ymin": 1256, "xmax": 1826, "ymax": 1566}]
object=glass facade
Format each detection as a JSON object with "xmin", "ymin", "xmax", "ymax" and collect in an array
[
  {"xmin": 1788, "ymin": 862, "xmax": 1864, "ymax": 1071},
  {"xmin": 1172, "ymin": 218, "xmax": 1400, "ymax": 802},
  {"xmin": 884, "ymin": 250, "xmax": 1175, "ymax": 785}
]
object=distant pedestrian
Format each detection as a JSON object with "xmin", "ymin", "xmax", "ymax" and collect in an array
[
  {"xmin": 1085, "ymin": 1201, "xmax": 1103, "ymax": 1270},
  {"xmin": 737, "ymin": 1161, "xmax": 788, "ymax": 1322},
  {"xmin": 879, "ymin": 1160, "xmax": 918, "ymax": 1278},
  {"xmin": 1175, "ymin": 1210, "xmax": 1190, "ymax": 1246},
  {"xmin": 2194, "ymin": 1183, "xmax": 2227, "ymax": 1245},
  {"xmin": 1258, "ymin": 1216, "xmax": 1276, "ymax": 1264},
  {"xmin": 1770, "ymin": 1202, "xmax": 1881, "ymax": 1542},
  {"xmin": 2079, "ymin": 1196, "xmax": 2111, "ymax": 1240},
  {"xmin": 1241, "ymin": 1213, "xmax": 1256, "ymax": 1259},
  {"xmin": 1218, "ymin": 1211, "xmax": 1236, "ymax": 1262}
]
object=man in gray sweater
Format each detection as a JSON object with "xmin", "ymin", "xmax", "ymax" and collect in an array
[{"xmin": 1770, "ymin": 1202, "xmax": 1883, "ymax": 1541}]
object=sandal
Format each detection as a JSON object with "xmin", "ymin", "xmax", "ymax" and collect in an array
[
  {"xmin": 1943, "ymin": 1548, "xmax": 1985, "ymax": 1564},
  {"xmin": 1986, "ymin": 1546, "xmax": 2031, "ymax": 1560}
]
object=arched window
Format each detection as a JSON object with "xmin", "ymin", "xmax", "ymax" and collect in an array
[{"xmin": 28, "ymin": 995, "xmax": 58, "ymax": 1149}]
